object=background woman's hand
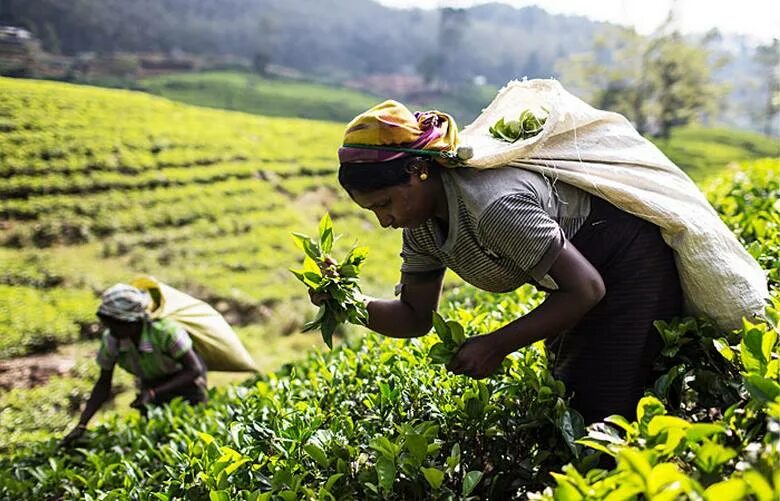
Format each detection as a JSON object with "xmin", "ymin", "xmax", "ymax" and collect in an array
[
  {"xmin": 130, "ymin": 389, "xmax": 154, "ymax": 409},
  {"xmin": 446, "ymin": 333, "xmax": 508, "ymax": 379},
  {"xmin": 60, "ymin": 424, "xmax": 85, "ymax": 447}
]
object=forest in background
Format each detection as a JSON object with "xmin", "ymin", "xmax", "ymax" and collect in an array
[{"xmin": 1, "ymin": 0, "xmax": 777, "ymax": 135}]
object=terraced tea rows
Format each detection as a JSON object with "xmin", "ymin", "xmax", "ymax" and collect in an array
[{"xmin": 0, "ymin": 77, "xmax": 401, "ymax": 358}]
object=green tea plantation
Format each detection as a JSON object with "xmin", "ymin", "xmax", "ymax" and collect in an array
[
  {"xmin": 0, "ymin": 77, "xmax": 405, "ymax": 360},
  {"xmin": 0, "ymin": 76, "xmax": 778, "ymax": 499}
]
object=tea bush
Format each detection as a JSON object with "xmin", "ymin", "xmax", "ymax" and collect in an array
[
  {"xmin": 0, "ymin": 354, "xmax": 135, "ymax": 452},
  {"xmin": 532, "ymin": 157, "xmax": 780, "ymax": 499},
  {"xmin": 533, "ymin": 297, "xmax": 780, "ymax": 500},
  {"xmin": 0, "ymin": 325, "xmax": 580, "ymax": 499},
  {"xmin": 0, "ymin": 284, "xmax": 96, "ymax": 357}
]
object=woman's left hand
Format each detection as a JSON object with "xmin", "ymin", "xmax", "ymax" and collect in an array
[
  {"xmin": 446, "ymin": 333, "xmax": 508, "ymax": 379},
  {"xmin": 130, "ymin": 389, "xmax": 154, "ymax": 409}
]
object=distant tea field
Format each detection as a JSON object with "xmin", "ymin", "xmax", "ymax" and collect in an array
[{"xmin": 140, "ymin": 71, "xmax": 384, "ymax": 123}]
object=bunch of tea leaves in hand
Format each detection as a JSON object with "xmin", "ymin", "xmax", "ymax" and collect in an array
[
  {"xmin": 428, "ymin": 311, "xmax": 467, "ymax": 364},
  {"xmin": 489, "ymin": 108, "xmax": 548, "ymax": 143},
  {"xmin": 290, "ymin": 213, "xmax": 369, "ymax": 348}
]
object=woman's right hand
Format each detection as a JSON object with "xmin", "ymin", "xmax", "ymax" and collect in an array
[
  {"xmin": 308, "ymin": 289, "xmax": 330, "ymax": 307},
  {"xmin": 60, "ymin": 424, "xmax": 85, "ymax": 447}
]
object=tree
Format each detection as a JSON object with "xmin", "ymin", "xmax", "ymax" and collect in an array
[
  {"xmin": 41, "ymin": 22, "xmax": 61, "ymax": 54},
  {"xmin": 755, "ymin": 39, "xmax": 780, "ymax": 137},
  {"xmin": 436, "ymin": 7, "xmax": 469, "ymax": 89},
  {"xmin": 253, "ymin": 15, "xmax": 274, "ymax": 76},
  {"xmin": 417, "ymin": 53, "xmax": 443, "ymax": 86},
  {"xmin": 645, "ymin": 31, "xmax": 727, "ymax": 137},
  {"xmin": 557, "ymin": 23, "xmax": 726, "ymax": 137},
  {"xmin": 557, "ymin": 26, "xmax": 651, "ymax": 133},
  {"xmin": 252, "ymin": 51, "xmax": 270, "ymax": 75}
]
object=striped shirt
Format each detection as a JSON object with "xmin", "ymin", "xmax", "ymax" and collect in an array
[
  {"xmin": 96, "ymin": 318, "xmax": 193, "ymax": 382},
  {"xmin": 401, "ymin": 167, "xmax": 591, "ymax": 291}
]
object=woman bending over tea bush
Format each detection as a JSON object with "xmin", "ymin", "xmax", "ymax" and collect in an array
[
  {"xmin": 61, "ymin": 284, "xmax": 208, "ymax": 446},
  {"xmin": 315, "ymin": 100, "xmax": 684, "ymax": 424}
]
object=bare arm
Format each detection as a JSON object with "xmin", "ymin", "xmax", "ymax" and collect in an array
[
  {"xmin": 447, "ymin": 239, "xmax": 605, "ymax": 378},
  {"xmin": 149, "ymin": 348, "xmax": 206, "ymax": 397},
  {"xmin": 495, "ymin": 239, "xmax": 605, "ymax": 354},
  {"xmin": 364, "ymin": 270, "xmax": 445, "ymax": 338},
  {"xmin": 78, "ymin": 368, "xmax": 114, "ymax": 426},
  {"xmin": 61, "ymin": 367, "xmax": 114, "ymax": 445}
]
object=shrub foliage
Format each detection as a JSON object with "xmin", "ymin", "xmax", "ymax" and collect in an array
[{"xmin": 1, "ymin": 158, "xmax": 778, "ymax": 499}]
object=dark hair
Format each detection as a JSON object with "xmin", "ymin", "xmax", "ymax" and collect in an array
[{"xmin": 338, "ymin": 156, "xmax": 437, "ymax": 193}]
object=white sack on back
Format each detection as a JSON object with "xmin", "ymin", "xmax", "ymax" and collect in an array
[{"xmin": 458, "ymin": 79, "xmax": 768, "ymax": 330}]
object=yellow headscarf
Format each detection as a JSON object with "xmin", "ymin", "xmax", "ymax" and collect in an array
[{"xmin": 338, "ymin": 100, "xmax": 461, "ymax": 165}]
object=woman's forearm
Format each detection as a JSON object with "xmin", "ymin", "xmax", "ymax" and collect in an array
[
  {"xmin": 78, "ymin": 379, "xmax": 112, "ymax": 426},
  {"xmin": 152, "ymin": 369, "xmax": 199, "ymax": 396},
  {"xmin": 365, "ymin": 297, "xmax": 433, "ymax": 338},
  {"xmin": 152, "ymin": 351, "xmax": 206, "ymax": 396},
  {"xmin": 496, "ymin": 288, "xmax": 603, "ymax": 355}
]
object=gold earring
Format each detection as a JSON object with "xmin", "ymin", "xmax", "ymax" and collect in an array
[{"xmin": 419, "ymin": 172, "xmax": 428, "ymax": 181}]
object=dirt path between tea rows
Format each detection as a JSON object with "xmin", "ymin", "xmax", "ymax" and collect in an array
[{"xmin": 0, "ymin": 349, "xmax": 78, "ymax": 391}]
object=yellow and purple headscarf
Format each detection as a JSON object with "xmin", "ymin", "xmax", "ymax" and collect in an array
[{"xmin": 338, "ymin": 100, "xmax": 462, "ymax": 165}]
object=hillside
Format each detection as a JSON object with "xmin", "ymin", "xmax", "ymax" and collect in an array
[
  {"xmin": 139, "ymin": 72, "xmax": 385, "ymax": 123},
  {"xmin": 140, "ymin": 71, "xmax": 778, "ymax": 175},
  {"xmin": 140, "ymin": 71, "xmax": 501, "ymax": 125},
  {"xmin": 2, "ymin": 76, "xmax": 774, "ymax": 364},
  {"xmin": 650, "ymin": 127, "xmax": 780, "ymax": 181}
]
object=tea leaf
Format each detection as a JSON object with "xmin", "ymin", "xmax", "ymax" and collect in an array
[
  {"xmin": 741, "ymin": 322, "xmax": 768, "ymax": 373},
  {"xmin": 209, "ymin": 491, "xmax": 230, "ymax": 501},
  {"xmin": 692, "ymin": 440, "xmax": 737, "ymax": 474},
  {"xmin": 462, "ymin": 470, "xmax": 484, "ymax": 497},
  {"xmin": 447, "ymin": 321, "xmax": 466, "ymax": 345},
  {"xmin": 703, "ymin": 478, "xmax": 747, "ymax": 500},
  {"xmin": 432, "ymin": 312, "xmax": 450, "ymax": 342},
  {"xmin": 429, "ymin": 343, "xmax": 456, "ymax": 364},
  {"xmin": 744, "ymin": 374, "xmax": 780, "ymax": 403},
  {"xmin": 488, "ymin": 109, "xmax": 548, "ymax": 143},
  {"xmin": 304, "ymin": 443, "xmax": 330, "ymax": 468},
  {"xmin": 375, "ymin": 456, "xmax": 396, "ymax": 493},
  {"xmin": 685, "ymin": 423, "xmax": 726, "ymax": 442},
  {"xmin": 420, "ymin": 467, "xmax": 444, "ymax": 489}
]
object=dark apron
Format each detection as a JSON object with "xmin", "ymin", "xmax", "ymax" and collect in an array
[{"xmin": 547, "ymin": 196, "xmax": 683, "ymax": 423}]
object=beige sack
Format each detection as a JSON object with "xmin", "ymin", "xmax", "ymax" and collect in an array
[
  {"xmin": 459, "ymin": 79, "xmax": 769, "ymax": 330},
  {"xmin": 131, "ymin": 276, "xmax": 258, "ymax": 372}
]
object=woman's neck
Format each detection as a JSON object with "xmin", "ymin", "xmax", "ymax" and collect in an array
[{"xmin": 129, "ymin": 330, "xmax": 142, "ymax": 345}]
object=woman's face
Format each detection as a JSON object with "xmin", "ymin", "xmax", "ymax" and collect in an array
[
  {"xmin": 100, "ymin": 317, "xmax": 143, "ymax": 339},
  {"xmin": 350, "ymin": 174, "xmax": 438, "ymax": 229}
]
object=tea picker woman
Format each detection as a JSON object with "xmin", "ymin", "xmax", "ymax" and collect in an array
[
  {"xmin": 316, "ymin": 99, "xmax": 684, "ymax": 424},
  {"xmin": 61, "ymin": 284, "xmax": 208, "ymax": 446}
]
